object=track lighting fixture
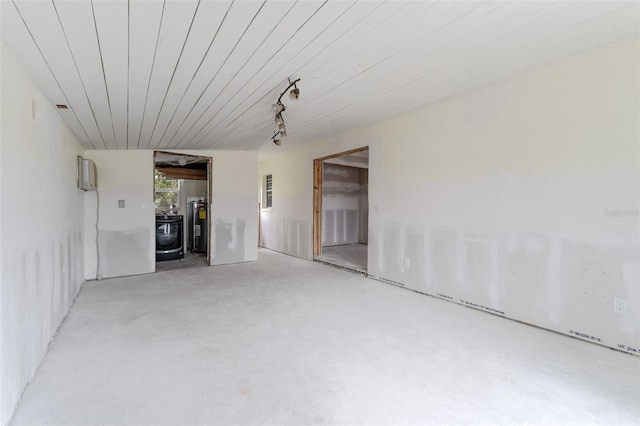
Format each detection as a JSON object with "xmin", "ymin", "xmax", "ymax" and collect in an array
[{"xmin": 268, "ymin": 78, "xmax": 300, "ymax": 147}]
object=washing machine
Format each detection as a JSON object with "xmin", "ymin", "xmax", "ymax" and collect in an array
[{"xmin": 156, "ymin": 215, "xmax": 184, "ymax": 261}]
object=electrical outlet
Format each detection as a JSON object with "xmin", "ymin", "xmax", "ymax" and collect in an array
[
  {"xmin": 140, "ymin": 202, "xmax": 146, "ymax": 210},
  {"xmin": 118, "ymin": 200, "xmax": 125, "ymax": 208},
  {"xmin": 613, "ymin": 298, "xmax": 627, "ymax": 314}
]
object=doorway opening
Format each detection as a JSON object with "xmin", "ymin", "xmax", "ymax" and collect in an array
[
  {"xmin": 154, "ymin": 151, "xmax": 212, "ymax": 273},
  {"xmin": 313, "ymin": 147, "xmax": 369, "ymax": 273}
]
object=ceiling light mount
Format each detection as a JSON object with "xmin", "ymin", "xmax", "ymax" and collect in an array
[{"xmin": 269, "ymin": 78, "xmax": 300, "ymax": 147}]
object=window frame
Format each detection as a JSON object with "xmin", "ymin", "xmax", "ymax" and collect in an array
[{"xmin": 262, "ymin": 173, "xmax": 273, "ymax": 211}]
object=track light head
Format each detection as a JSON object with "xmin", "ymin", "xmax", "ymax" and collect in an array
[
  {"xmin": 272, "ymin": 102, "xmax": 285, "ymax": 114},
  {"xmin": 271, "ymin": 131, "xmax": 283, "ymax": 146},
  {"xmin": 275, "ymin": 114, "xmax": 284, "ymax": 125},
  {"xmin": 280, "ymin": 129, "xmax": 287, "ymax": 138},
  {"xmin": 278, "ymin": 123, "xmax": 286, "ymax": 133},
  {"xmin": 289, "ymin": 87, "xmax": 300, "ymax": 100}
]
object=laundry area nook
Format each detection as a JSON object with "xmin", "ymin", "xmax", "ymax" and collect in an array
[{"xmin": 154, "ymin": 152, "xmax": 211, "ymax": 272}]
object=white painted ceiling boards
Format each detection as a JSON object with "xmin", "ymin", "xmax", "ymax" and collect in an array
[{"xmin": 2, "ymin": 1, "xmax": 637, "ymax": 151}]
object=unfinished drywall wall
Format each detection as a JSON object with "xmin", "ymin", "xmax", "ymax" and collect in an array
[
  {"xmin": 322, "ymin": 163, "xmax": 367, "ymax": 247},
  {"xmin": 83, "ymin": 150, "xmax": 155, "ymax": 279},
  {"xmin": 258, "ymin": 37, "xmax": 640, "ymax": 354},
  {"xmin": 259, "ymin": 153, "xmax": 312, "ymax": 260},
  {"xmin": 170, "ymin": 150, "xmax": 258, "ymax": 265},
  {"xmin": 84, "ymin": 150, "xmax": 258, "ymax": 273},
  {"xmin": 1, "ymin": 41, "xmax": 85, "ymax": 424}
]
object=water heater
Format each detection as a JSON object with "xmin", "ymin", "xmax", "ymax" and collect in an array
[{"xmin": 77, "ymin": 157, "xmax": 97, "ymax": 191}]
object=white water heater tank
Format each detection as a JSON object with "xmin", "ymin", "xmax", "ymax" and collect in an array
[{"xmin": 77, "ymin": 157, "xmax": 97, "ymax": 191}]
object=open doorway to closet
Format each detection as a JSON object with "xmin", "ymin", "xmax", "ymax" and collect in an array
[
  {"xmin": 313, "ymin": 147, "xmax": 369, "ymax": 273},
  {"xmin": 154, "ymin": 151, "xmax": 212, "ymax": 273}
]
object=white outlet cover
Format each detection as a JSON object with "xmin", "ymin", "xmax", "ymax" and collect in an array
[{"xmin": 613, "ymin": 298, "xmax": 627, "ymax": 313}]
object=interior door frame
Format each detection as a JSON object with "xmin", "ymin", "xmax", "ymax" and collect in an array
[
  {"xmin": 153, "ymin": 150, "xmax": 212, "ymax": 266},
  {"xmin": 313, "ymin": 146, "xmax": 369, "ymax": 258}
]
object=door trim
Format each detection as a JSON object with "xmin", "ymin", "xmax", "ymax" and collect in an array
[
  {"xmin": 153, "ymin": 150, "xmax": 213, "ymax": 267},
  {"xmin": 313, "ymin": 146, "xmax": 369, "ymax": 258}
]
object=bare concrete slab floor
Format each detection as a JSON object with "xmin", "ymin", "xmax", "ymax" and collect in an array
[
  {"xmin": 155, "ymin": 252, "xmax": 208, "ymax": 272},
  {"xmin": 11, "ymin": 249, "xmax": 639, "ymax": 425},
  {"xmin": 316, "ymin": 243, "xmax": 367, "ymax": 272}
]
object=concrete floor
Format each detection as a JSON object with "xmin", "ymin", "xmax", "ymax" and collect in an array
[
  {"xmin": 155, "ymin": 252, "xmax": 208, "ymax": 273},
  {"xmin": 11, "ymin": 249, "xmax": 640, "ymax": 425},
  {"xmin": 317, "ymin": 243, "xmax": 367, "ymax": 272}
]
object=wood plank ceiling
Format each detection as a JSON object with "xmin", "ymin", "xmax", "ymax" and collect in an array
[{"xmin": 1, "ymin": 0, "xmax": 637, "ymax": 151}]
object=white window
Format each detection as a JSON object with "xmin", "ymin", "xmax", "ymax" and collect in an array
[{"xmin": 262, "ymin": 174, "xmax": 273, "ymax": 209}]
